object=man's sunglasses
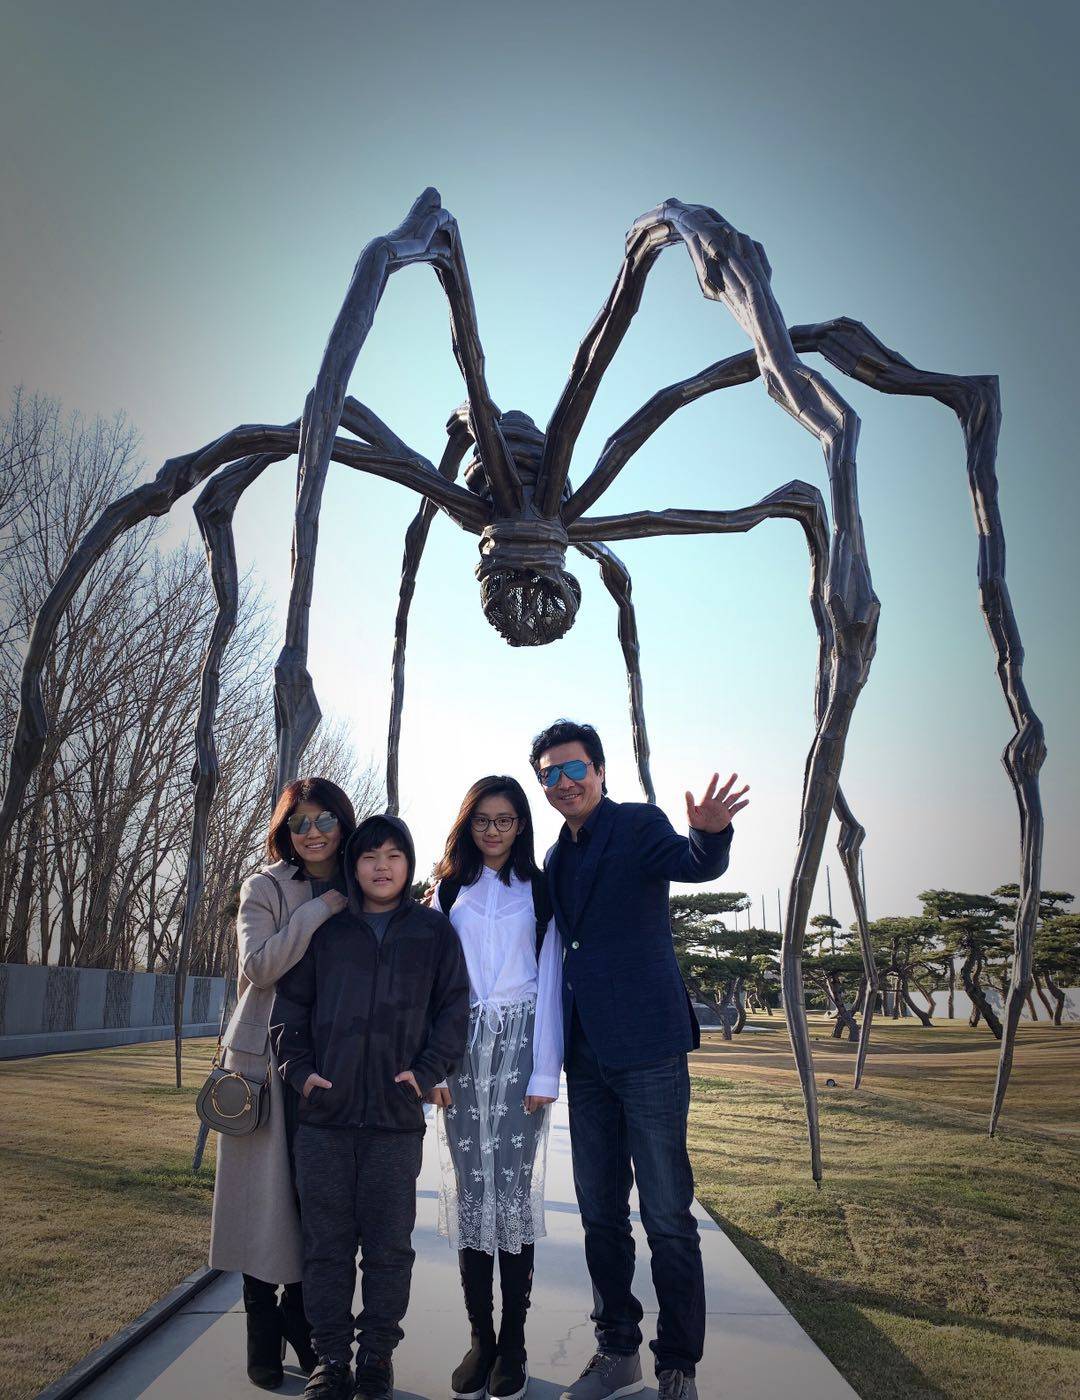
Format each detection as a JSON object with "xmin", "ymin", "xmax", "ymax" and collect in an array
[
  {"xmin": 286, "ymin": 811, "xmax": 340, "ymax": 836},
  {"xmin": 537, "ymin": 759, "xmax": 593, "ymax": 789}
]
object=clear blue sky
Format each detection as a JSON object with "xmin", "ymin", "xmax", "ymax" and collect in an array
[{"xmin": 2, "ymin": 0, "xmax": 1077, "ymax": 924}]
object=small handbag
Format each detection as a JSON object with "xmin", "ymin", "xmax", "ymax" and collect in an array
[
  {"xmin": 195, "ymin": 1056, "xmax": 271, "ymax": 1136},
  {"xmin": 194, "ymin": 871, "xmax": 283, "ymax": 1144}
]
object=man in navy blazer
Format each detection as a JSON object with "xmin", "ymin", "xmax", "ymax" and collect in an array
[{"xmin": 531, "ymin": 719, "xmax": 748, "ymax": 1400}]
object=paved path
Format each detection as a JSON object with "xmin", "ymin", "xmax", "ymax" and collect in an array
[{"xmin": 79, "ymin": 1095, "xmax": 856, "ymax": 1399}]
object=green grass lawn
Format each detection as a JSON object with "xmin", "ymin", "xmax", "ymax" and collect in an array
[
  {"xmin": 687, "ymin": 1015, "xmax": 1080, "ymax": 1400},
  {"xmin": 2, "ymin": 1020, "xmax": 1078, "ymax": 1399},
  {"xmin": 0, "ymin": 1038, "xmax": 218, "ymax": 1400}
]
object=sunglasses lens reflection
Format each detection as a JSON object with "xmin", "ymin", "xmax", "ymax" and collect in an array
[
  {"xmin": 287, "ymin": 811, "xmax": 339, "ymax": 836},
  {"xmin": 541, "ymin": 760, "xmax": 588, "ymax": 788}
]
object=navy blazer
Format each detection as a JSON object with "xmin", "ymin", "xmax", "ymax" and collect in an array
[{"xmin": 544, "ymin": 798, "xmax": 733, "ymax": 1069}]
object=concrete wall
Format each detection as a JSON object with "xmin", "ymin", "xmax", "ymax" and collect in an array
[{"xmin": 0, "ymin": 964, "xmax": 229, "ymax": 1059}]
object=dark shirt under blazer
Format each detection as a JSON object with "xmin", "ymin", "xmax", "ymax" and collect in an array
[{"xmin": 545, "ymin": 798, "xmax": 733, "ymax": 1069}]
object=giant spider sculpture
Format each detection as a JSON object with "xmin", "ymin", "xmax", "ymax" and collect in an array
[{"xmin": 0, "ymin": 189, "xmax": 1045, "ymax": 1181}]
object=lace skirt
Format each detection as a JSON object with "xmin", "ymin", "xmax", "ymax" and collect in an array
[{"xmin": 436, "ymin": 997, "xmax": 551, "ymax": 1255}]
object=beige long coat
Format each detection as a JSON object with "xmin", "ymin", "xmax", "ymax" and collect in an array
[{"xmin": 207, "ymin": 859, "xmax": 336, "ymax": 1283}]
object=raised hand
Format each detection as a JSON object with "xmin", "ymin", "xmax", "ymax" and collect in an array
[{"xmin": 685, "ymin": 772, "xmax": 750, "ymax": 832}]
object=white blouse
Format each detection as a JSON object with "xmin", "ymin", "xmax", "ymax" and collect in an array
[{"xmin": 435, "ymin": 867, "xmax": 564, "ymax": 1101}]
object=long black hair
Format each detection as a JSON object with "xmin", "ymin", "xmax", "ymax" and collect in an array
[{"xmin": 433, "ymin": 775, "xmax": 539, "ymax": 889}]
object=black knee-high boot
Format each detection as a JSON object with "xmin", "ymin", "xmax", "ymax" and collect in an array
[
  {"xmin": 242, "ymin": 1274, "xmax": 284, "ymax": 1390},
  {"xmin": 450, "ymin": 1248, "xmax": 497, "ymax": 1399},
  {"xmin": 278, "ymin": 1280, "xmax": 316, "ymax": 1375},
  {"xmin": 488, "ymin": 1245, "xmax": 533, "ymax": 1400}
]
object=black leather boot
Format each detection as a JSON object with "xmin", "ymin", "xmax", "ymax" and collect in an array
[
  {"xmin": 243, "ymin": 1274, "xmax": 285, "ymax": 1389},
  {"xmin": 488, "ymin": 1246, "xmax": 533, "ymax": 1400},
  {"xmin": 450, "ymin": 1248, "xmax": 497, "ymax": 1399},
  {"xmin": 279, "ymin": 1281, "xmax": 317, "ymax": 1374}
]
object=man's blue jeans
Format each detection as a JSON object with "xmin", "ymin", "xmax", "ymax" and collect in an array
[{"xmin": 565, "ymin": 1012, "xmax": 705, "ymax": 1377}]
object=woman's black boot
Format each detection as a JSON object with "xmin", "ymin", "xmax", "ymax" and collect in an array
[
  {"xmin": 279, "ymin": 1281, "xmax": 317, "ymax": 1375},
  {"xmin": 488, "ymin": 1246, "xmax": 533, "ymax": 1400},
  {"xmin": 243, "ymin": 1274, "xmax": 285, "ymax": 1389},
  {"xmin": 450, "ymin": 1248, "xmax": 497, "ymax": 1399}
]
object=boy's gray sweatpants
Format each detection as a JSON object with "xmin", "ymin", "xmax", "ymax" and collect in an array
[{"xmin": 294, "ymin": 1123, "xmax": 424, "ymax": 1362}]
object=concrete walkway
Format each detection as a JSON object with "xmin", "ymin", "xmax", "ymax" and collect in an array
[{"xmin": 78, "ymin": 1096, "xmax": 857, "ymax": 1399}]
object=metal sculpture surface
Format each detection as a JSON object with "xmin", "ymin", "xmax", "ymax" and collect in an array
[{"xmin": 0, "ymin": 189, "xmax": 1045, "ymax": 1179}]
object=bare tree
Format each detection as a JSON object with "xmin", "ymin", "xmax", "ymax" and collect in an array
[{"xmin": 0, "ymin": 391, "xmax": 380, "ymax": 972}]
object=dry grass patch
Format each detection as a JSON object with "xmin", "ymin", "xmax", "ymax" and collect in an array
[
  {"xmin": 0, "ymin": 1038, "xmax": 218, "ymax": 1400},
  {"xmin": 688, "ymin": 1016, "xmax": 1080, "ymax": 1399}
]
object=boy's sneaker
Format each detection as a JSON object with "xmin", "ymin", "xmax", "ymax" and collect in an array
[
  {"xmin": 559, "ymin": 1350, "xmax": 644, "ymax": 1399},
  {"xmin": 304, "ymin": 1356, "xmax": 353, "ymax": 1400},
  {"xmin": 352, "ymin": 1350, "xmax": 394, "ymax": 1400},
  {"xmin": 657, "ymin": 1372, "xmax": 698, "ymax": 1400}
]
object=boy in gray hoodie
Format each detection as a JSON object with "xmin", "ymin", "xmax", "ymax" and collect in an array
[{"xmin": 272, "ymin": 814, "xmax": 469, "ymax": 1400}]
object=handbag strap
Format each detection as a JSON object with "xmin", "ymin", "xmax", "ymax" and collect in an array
[
  {"xmin": 194, "ymin": 871, "xmax": 282, "ymax": 1172},
  {"xmin": 211, "ymin": 870, "xmax": 285, "ymax": 1066},
  {"xmin": 260, "ymin": 870, "xmax": 287, "ymax": 927}
]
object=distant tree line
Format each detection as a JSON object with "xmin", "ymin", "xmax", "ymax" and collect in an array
[
  {"xmin": 0, "ymin": 392, "xmax": 380, "ymax": 976},
  {"xmin": 671, "ymin": 884, "xmax": 1080, "ymax": 1039}
]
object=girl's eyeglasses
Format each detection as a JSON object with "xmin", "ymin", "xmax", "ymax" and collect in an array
[
  {"xmin": 537, "ymin": 759, "xmax": 591, "ymax": 788},
  {"xmin": 287, "ymin": 811, "xmax": 340, "ymax": 836},
  {"xmin": 470, "ymin": 815, "xmax": 519, "ymax": 833}
]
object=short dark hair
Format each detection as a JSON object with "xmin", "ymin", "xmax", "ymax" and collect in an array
[
  {"xmin": 529, "ymin": 719, "xmax": 607, "ymax": 796},
  {"xmin": 350, "ymin": 817, "xmax": 407, "ymax": 858},
  {"xmin": 266, "ymin": 777, "xmax": 358, "ymax": 867}
]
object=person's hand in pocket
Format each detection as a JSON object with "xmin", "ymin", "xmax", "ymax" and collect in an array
[
  {"xmin": 394, "ymin": 1070, "xmax": 422, "ymax": 1098},
  {"xmin": 302, "ymin": 1072, "xmax": 332, "ymax": 1099}
]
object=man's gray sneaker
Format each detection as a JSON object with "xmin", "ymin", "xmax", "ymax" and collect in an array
[
  {"xmin": 559, "ymin": 1350, "xmax": 644, "ymax": 1399},
  {"xmin": 657, "ymin": 1370, "xmax": 698, "ymax": 1400}
]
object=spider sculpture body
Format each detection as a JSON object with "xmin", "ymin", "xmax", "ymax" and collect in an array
[{"xmin": 0, "ymin": 189, "xmax": 1045, "ymax": 1180}]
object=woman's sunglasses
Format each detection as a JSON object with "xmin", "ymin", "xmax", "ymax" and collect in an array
[
  {"xmin": 286, "ymin": 811, "xmax": 340, "ymax": 836},
  {"xmin": 537, "ymin": 759, "xmax": 592, "ymax": 789}
]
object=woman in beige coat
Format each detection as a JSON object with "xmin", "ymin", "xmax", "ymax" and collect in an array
[{"xmin": 209, "ymin": 776, "xmax": 356, "ymax": 1389}]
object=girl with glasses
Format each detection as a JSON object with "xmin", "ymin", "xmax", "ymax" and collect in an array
[
  {"xmin": 209, "ymin": 776, "xmax": 357, "ymax": 1389},
  {"xmin": 430, "ymin": 775, "xmax": 563, "ymax": 1400}
]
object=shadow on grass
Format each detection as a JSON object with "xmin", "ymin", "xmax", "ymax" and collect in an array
[
  {"xmin": 701, "ymin": 1207, "xmax": 947, "ymax": 1400},
  {"xmin": 3, "ymin": 1145, "xmax": 215, "ymax": 1207}
]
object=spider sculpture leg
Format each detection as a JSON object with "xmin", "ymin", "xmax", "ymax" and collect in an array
[
  {"xmin": 786, "ymin": 319, "xmax": 1045, "ymax": 1134},
  {"xmin": 555, "ymin": 240, "xmax": 1040, "ymax": 1134},
  {"xmin": 0, "ymin": 415, "xmax": 487, "ymax": 1079},
  {"xmin": 550, "ymin": 203, "xmax": 876, "ymax": 1182},
  {"xmin": 173, "ymin": 451, "xmax": 286, "ymax": 1082},
  {"xmin": 0, "ymin": 419, "xmax": 301, "ymax": 844},
  {"xmin": 834, "ymin": 788, "xmax": 877, "ymax": 1088},
  {"xmin": 572, "ymin": 541, "xmax": 656, "ymax": 803},
  {"xmin": 571, "ymin": 473, "xmax": 873, "ymax": 1183},
  {"xmin": 386, "ymin": 411, "xmax": 474, "ymax": 815},
  {"xmin": 558, "ymin": 349, "xmax": 879, "ymax": 1080},
  {"xmin": 180, "ymin": 409, "xmax": 481, "ymax": 1076},
  {"xmin": 277, "ymin": 188, "xmax": 520, "ymax": 795}
]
